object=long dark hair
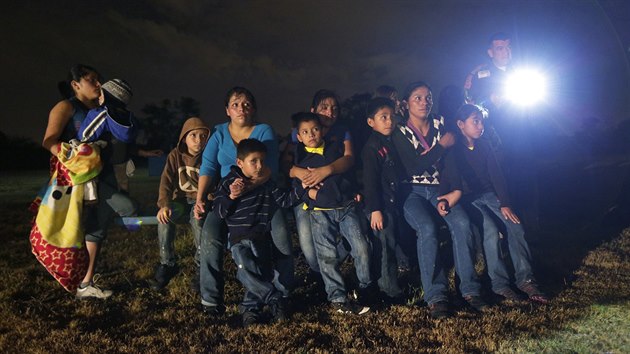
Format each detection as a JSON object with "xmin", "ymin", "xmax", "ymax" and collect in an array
[{"xmin": 57, "ymin": 64, "xmax": 101, "ymax": 99}]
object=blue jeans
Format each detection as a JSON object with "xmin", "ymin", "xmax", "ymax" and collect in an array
[
  {"xmin": 230, "ymin": 238, "xmax": 282, "ymax": 312},
  {"xmin": 157, "ymin": 198, "xmax": 202, "ymax": 267},
  {"xmin": 402, "ymin": 185, "xmax": 480, "ymax": 305},
  {"xmin": 468, "ymin": 192, "xmax": 536, "ymax": 292},
  {"xmin": 200, "ymin": 208, "xmax": 293, "ymax": 306},
  {"xmin": 295, "ymin": 203, "xmax": 351, "ymax": 274},
  {"xmin": 85, "ymin": 169, "xmax": 137, "ymax": 243},
  {"xmin": 310, "ymin": 205, "xmax": 372, "ymax": 303},
  {"xmin": 367, "ymin": 209, "xmax": 403, "ymax": 297}
]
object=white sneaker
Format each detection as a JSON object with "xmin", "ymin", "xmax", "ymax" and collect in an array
[{"xmin": 76, "ymin": 283, "xmax": 113, "ymax": 299}]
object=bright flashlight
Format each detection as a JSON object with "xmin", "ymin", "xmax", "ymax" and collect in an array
[{"xmin": 504, "ymin": 68, "xmax": 547, "ymax": 106}]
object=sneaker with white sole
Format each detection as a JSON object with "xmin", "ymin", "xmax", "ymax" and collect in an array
[
  {"xmin": 76, "ymin": 283, "xmax": 113, "ymax": 299},
  {"xmin": 331, "ymin": 301, "xmax": 370, "ymax": 315}
]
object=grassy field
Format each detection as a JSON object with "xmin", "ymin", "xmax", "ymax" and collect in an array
[{"xmin": 0, "ymin": 169, "xmax": 629, "ymax": 353}]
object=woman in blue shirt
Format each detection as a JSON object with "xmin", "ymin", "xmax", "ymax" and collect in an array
[{"xmin": 194, "ymin": 87, "xmax": 291, "ymax": 316}]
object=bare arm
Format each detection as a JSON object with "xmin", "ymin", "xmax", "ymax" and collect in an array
[
  {"xmin": 42, "ymin": 100, "xmax": 74, "ymax": 155},
  {"xmin": 194, "ymin": 174, "xmax": 214, "ymax": 219}
]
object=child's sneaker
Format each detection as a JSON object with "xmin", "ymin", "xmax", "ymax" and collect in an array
[
  {"xmin": 519, "ymin": 280, "xmax": 550, "ymax": 304},
  {"xmin": 76, "ymin": 282, "xmax": 113, "ymax": 300},
  {"xmin": 495, "ymin": 288, "xmax": 525, "ymax": 302},
  {"xmin": 464, "ymin": 295, "xmax": 490, "ymax": 312},
  {"xmin": 242, "ymin": 310, "xmax": 261, "ymax": 328},
  {"xmin": 151, "ymin": 264, "xmax": 179, "ymax": 290},
  {"xmin": 428, "ymin": 301, "xmax": 450, "ymax": 319},
  {"xmin": 331, "ymin": 301, "xmax": 370, "ymax": 315},
  {"xmin": 269, "ymin": 298, "xmax": 288, "ymax": 322}
]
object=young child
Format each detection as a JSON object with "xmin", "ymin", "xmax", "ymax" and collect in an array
[
  {"xmin": 361, "ymin": 97, "xmax": 405, "ymax": 304},
  {"xmin": 448, "ymin": 104, "xmax": 549, "ymax": 304},
  {"xmin": 213, "ymin": 139, "xmax": 303, "ymax": 327},
  {"xmin": 293, "ymin": 112, "xmax": 373, "ymax": 315},
  {"xmin": 152, "ymin": 117, "xmax": 210, "ymax": 291}
]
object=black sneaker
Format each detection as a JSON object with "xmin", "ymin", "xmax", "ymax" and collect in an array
[
  {"xmin": 332, "ymin": 301, "xmax": 370, "ymax": 315},
  {"xmin": 202, "ymin": 304, "xmax": 225, "ymax": 317},
  {"xmin": 519, "ymin": 280, "xmax": 550, "ymax": 304},
  {"xmin": 242, "ymin": 310, "xmax": 261, "ymax": 328},
  {"xmin": 495, "ymin": 288, "xmax": 525, "ymax": 302},
  {"xmin": 269, "ymin": 298, "xmax": 288, "ymax": 322},
  {"xmin": 464, "ymin": 295, "xmax": 490, "ymax": 312},
  {"xmin": 151, "ymin": 264, "xmax": 179, "ymax": 290},
  {"xmin": 429, "ymin": 301, "xmax": 450, "ymax": 319}
]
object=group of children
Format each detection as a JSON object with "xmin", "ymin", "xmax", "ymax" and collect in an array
[{"xmin": 148, "ymin": 83, "xmax": 548, "ymax": 327}]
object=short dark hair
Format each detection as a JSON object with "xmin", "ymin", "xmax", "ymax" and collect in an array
[
  {"xmin": 488, "ymin": 32, "xmax": 511, "ymax": 47},
  {"xmin": 310, "ymin": 89, "xmax": 340, "ymax": 111},
  {"xmin": 236, "ymin": 138, "xmax": 267, "ymax": 160},
  {"xmin": 367, "ymin": 97, "xmax": 395, "ymax": 119},
  {"xmin": 454, "ymin": 104, "xmax": 484, "ymax": 123},
  {"xmin": 375, "ymin": 85, "xmax": 397, "ymax": 98},
  {"xmin": 225, "ymin": 86, "xmax": 257, "ymax": 111},
  {"xmin": 402, "ymin": 81, "xmax": 432, "ymax": 102},
  {"xmin": 292, "ymin": 112, "xmax": 322, "ymax": 130}
]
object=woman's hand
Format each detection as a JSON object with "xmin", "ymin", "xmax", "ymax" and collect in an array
[
  {"xmin": 436, "ymin": 190, "xmax": 462, "ymax": 216},
  {"xmin": 193, "ymin": 199, "xmax": 206, "ymax": 220},
  {"xmin": 157, "ymin": 206, "xmax": 172, "ymax": 224},
  {"xmin": 302, "ymin": 166, "xmax": 333, "ymax": 187},
  {"xmin": 438, "ymin": 132, "xmax": 455, "ymax": 149}
]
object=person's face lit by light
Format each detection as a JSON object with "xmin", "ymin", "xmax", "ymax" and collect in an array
[
  {"xmin": 488, "ymin": 39, "xmax": 512, "ymax": 68},
  {"xmin": 406, "ymin": 86, "xmax": 433, "ymax": 121}
]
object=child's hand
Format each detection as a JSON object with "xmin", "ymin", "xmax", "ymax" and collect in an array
[
  {"xmin": 193, "ymin": 200, "xmax": 206, "ymax": 219},
  {"xmin": 157, "ymin": 206, "xmax": 172, "ymax": 224},
  {"xmin": 229, "ymin": 178, "xmax": 245, "ymax": 199},
  {"xmin": 500, "ymin": 207, "xmax": 521, "ymax": 224},
  {"xmin": 354, "ymin": 193, "xmax": 362, "ymax": 203},
  {"xmin": 371, "ymin": 210, "xmax": 384, "ymax": 231},
  {"xmin": 438, "ymin": 132, "xmax": 455, "ymax": 148},
  {"xmin": 307, "ymin": 188, "xmax": 318, "ymax": 200}
]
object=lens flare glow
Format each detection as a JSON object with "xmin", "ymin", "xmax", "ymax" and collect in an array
[{"xmin": 504, "ymin": 69, "xmax": 547, "ymax": 106}]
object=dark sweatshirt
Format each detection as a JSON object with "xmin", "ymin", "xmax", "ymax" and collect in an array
[
  {"xmin": 214, "ymin": 166, "xmax": 303, "ymax": 244},
  {"xmin": 360, "ymin": 131, "xmax": 404, "ymax": 213},
  {"xmin": 446, "ymin": 138, "xmax": 512, "ymax": 207}
]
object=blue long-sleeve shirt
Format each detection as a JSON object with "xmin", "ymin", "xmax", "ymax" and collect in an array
[{"xmin": 199, "ymin": 122, "xmax": 279, "ymax": 179}]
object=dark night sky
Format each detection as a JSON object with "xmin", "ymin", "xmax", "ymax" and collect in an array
[{"xmin": 1, "ymin": 0, "xmax": 629, "ymax": 144}]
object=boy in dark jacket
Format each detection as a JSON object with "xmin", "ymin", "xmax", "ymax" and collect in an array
[
  {"xmin": 213, "ymin": 139, "xmax": 303, "ymax": 327},
  {"xmin": 152, "ymin": 117, "xmax": 210, "ymax": 291},
  {"xmin": 361, "ymin": 97, "xmax": 405, "ymax": 303},
  {"xmin": 293, "ymin": 112, "xmax": 373, "ymax": 315}
]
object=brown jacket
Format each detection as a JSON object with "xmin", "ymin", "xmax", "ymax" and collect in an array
[{"xmin": 157, "ymin": 117, "xmax": 210, "ymax": 208}]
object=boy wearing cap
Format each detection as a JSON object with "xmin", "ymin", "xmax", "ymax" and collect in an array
[{"xmin": 152, "ymin": 117, "xmax": 210, "ymax": 291}]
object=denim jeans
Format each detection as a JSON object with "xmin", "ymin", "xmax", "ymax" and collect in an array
[
  {"xmin": 468, "ymin": 192, "xmax": 536, "ymax": 292},
  {"xmin": 85, "ymin": 169, "xmax": 138, "ymax": 243},
  {"xmin": 230, "ymin": 238, "xmax": 282, "ymax": 312},
  {"xmin": 157, "ymin": 198, "xmax": 202, "ymax": 267},
  {"xmin": 200, "ymin": 208, "xmax": 293, "ymax": 307},
  {"xmin": 402, "ymin": 185, "xmax": 480, "ymax": 305},
  {"xmin": 367, "ymin": 209, "xmax": 403, "ymax": 297},
  {"xmin": 295, "ymin": 203, "xmax": 351, "ymax": 274},
  {"xmin": 310, "ymin": 205, "xmax": 372, "ymax": 303}
]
